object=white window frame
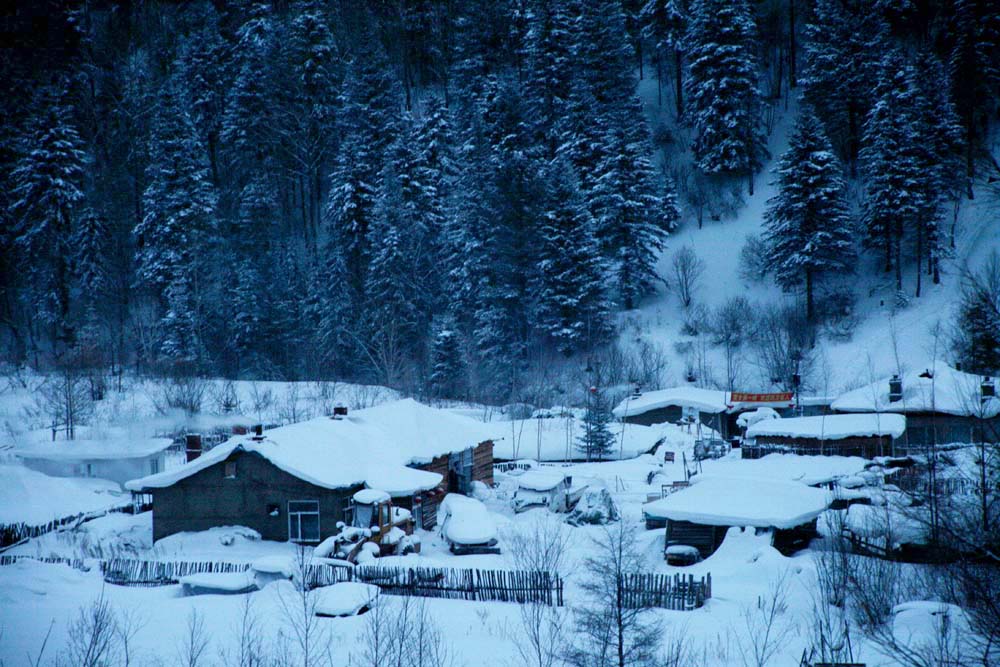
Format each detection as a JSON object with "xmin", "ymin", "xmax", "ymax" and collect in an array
[{"xmin": 288, "ymin": 500, "xmax": 321, "ymax": 543}]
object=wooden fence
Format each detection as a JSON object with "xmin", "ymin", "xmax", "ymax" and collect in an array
[
  {"xmin": 0, "ymin": 554, "xmax": 86, "ymax": 570},
  {"xmin": 0, "ymin": 556, "xmax": 709, "ymax": 611},
  {"xmin": 0, "ymin": 504, "xmax": 132, "ymax": 551},
  {"xmin": 99, "ymin": 558, "xmax": 253, "ymax": 586},
  {"xmin": 352, "ymin": 565, "xmax": 564, "ymax": 606},
  {"xmin": 618, "ymin": 572, "xmax": 711, "ymax": 610}
]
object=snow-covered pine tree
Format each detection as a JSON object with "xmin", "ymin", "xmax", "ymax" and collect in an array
[
  {"xmin": 523, "ymin": 0, "xmax": 575, "ymax": 156},
  {"xmin": 909, "ymin": 51, "xmax": 963, "ymax": 294},
  {"xmin": 640, "ymin": 0, "xmax": 686, "ymax": 114},
  {"xmin": 428, "ymin": 317, "xmax": 466, "ymax": 400},
  {"xmin": 221, "ymin": 3, "xmax": 278, "ymax": 182},
  {"xmin": 763, "ymin": 107, "xmax": 856, "ymax": 322},
  {"xmin": 685, "ymin": 0, "xmax": 767, "ymax": 193},
  {"xmin": 228, "ymin": 257, "xmax": 266, "ymax": 376},
  {"xmin": 307, "ymin": 246, "xmax": 354, "ymax": 374},
  {"xmin": 235, "ymin": 170, "xmax": 279, "ymax": 252},
  {"xmin": 11, "ymin": 93, "xmax": 86, "ymax": 348},
  {"xmin": 72, "ymin": 206, "xmax": 110, "ymax": 315},
  {"xmin": 136, "ymin": 80, "xmax": 217, "ymax": 366},
  {"xmin": 591, "ymin": 105, "xmax": 678, "ymax": 309},
  {"xmin": 953, "ymin": 253, "xmax": 1000, "ymax": 375},
  {"xmin": 578, "ymin": 385, "xmax": 616, "ymax": 460},
  {"xmin": 860, "ymin": 50, "xmax": 922, "ymax": 293},
  {"xmin": 534, "ymin": 159, "xmax": 614, "ymax": 355},
  {"xmin": 175, "ymin": 18, "xmax": 226, "ymax": 186},
  {"xmin": 159, "ymin": 275, "xmax": 204, "ymax": 369}
]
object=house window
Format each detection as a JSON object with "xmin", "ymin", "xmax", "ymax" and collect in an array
[
  {"xmin": 288, "ymin": 500, "xmax": 320, "ymax": 543},
  {"xmin": 150, "ymin": 458, "xmax": 160, "ymax": 475},
  {"xmin": 85, "ymin": 463, "xmax": 93, "ymax": 477},
  {"xmin": 224, "ymin": 461, "xmax": 237, "ymax": 479}
]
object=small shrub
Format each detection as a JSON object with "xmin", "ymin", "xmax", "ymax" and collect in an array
[{"xmin": 738, "ymin": 234, "xmax": 770, "ymax": 283}]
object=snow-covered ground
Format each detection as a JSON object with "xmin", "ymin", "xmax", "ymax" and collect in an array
[{"xmin": 1, "ymin": 443, "xmax": 967, "ymax": 666}]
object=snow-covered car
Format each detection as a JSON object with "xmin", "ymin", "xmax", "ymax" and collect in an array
[
  {"xmin": 314, "ymin": 582, "xmax": 381, "ymax": 617},
  {"xmin": 438, "ymin": 493, "xmax": 500, "ymax": 555},
  {"xmin": 511, "ymin": 470, "xmax": 586, "ymax": 514}
]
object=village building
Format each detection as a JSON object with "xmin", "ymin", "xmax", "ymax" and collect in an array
[
  {"xmin": 743, "ymin": 413, "xmax": 907, "ymax": 459},
  {"xmin": 125, "ymin": 399, "xmax": 497, "ymax": 543},
  {"xmin": 643, "ymin": 476, "xmax": 831, "ymax": 561},
  {"xmin": 13, "ymin": 436, "xmax": 174, "ymax": 488},
  {"xmin": 831, "ymin": 363, "xmax": 1000, "ymax": 448},
  {"xmin": 612, "ymin": 387, "xmax": 799, "ymax": 440}
]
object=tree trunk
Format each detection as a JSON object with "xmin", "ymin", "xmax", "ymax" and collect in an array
[
  {"xmin": 915, "ymin": 219, "xmax": 923, "ymax": 298},
  {"xmin": 788, "ymin": 0, "xmax": 797, "ymax": 88},
  {"xmin": 894, "ymin": 233, "xmax": 902, "ymax": 293},
  {"xmin": 674, "ymin": 49, "xmax": 684, "ymax": 118},
  {"xmin": 805, "ymin": 269, "xmax": 814, "ymax": 322}
]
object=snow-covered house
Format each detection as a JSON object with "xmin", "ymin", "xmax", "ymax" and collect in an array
[
  {"xmin": 126, "ymin": 399, "xmax": 498, "ymax": 543},
  {"xmin": 13, "ymin": 436, "xmax": 174, "ymax": 488},
  {"xmin": 744, "ymin": 413, "xmax": 907, "ymax": 459},
  {"xmin": 612, "ymin": 387, "xmax": 796, "ymax": 439},
  {"xmin": 831, "ymin": 364, "xmax": 1000, "ymax": 447},
  {"xmin": 643, "ymin": 476, "xmax": 831, "ymax": 559}
]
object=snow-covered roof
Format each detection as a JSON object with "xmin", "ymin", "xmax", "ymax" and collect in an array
[
  {"xmin": 613, "ymin": 387, "xmax": 729, "ymax": 417},
  {"xmin": 747, "ymin": 414, "xmax": 906, "ymax": 440},
  {"xmin": 515, "ymin": 470, "xmax": 567, "ymax": 492},
  {"xmin": 642, "ymin": 476, "xmax": 831, "ymax": 529},
  {"xmin": 13, "ymin": 436, "xmax": 173, "ymax": 461},
  {"xmin": 126, "ymin": 399, "xmax": 498, "ymax": 495},
  {"xmin": 0, "ymin": 464, "xmax": 126, "ymax": 525},
  {"xmin": 832, "ymin": 363, "xmax": 1000, "ymax": 418}
]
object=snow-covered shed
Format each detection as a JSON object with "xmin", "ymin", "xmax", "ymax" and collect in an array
[
  {"xmin": 13, "ymin": 436, "xmax": 174, "ymax": 488},
  {"xmin": 643, "ymin": 476, "xmax": 831, "ymax": 559},
  {"xmin": 126, "ymin": 399, "xmax": 498, "ymax": 542},
  {"xmin": 744, "ymin": 413, "xmax": 907, "ymax": 459},
  {"xmin": 612, "ymin": 387, "xmax": 795, "ymax": 439},
  {"xmin": 831, "ymin": 363, "xmax": 1000, "ymax": 446}
]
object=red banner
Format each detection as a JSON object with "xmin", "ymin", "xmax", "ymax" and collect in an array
[{"xmin": 729, "ymin": 391, "xmax": 794, "ymax": 404}]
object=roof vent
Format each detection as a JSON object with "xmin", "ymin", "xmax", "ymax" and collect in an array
[
  {"xmin": 332, "ymin": 403, "xmax": 348, "ymax": 420},
  {"xmin": 251, "ymin": 424, "xmax": 264, "ymax": 441},
  {"xmin": 888, "ymin": 375, "xmax": 903, "ymax": 403}
]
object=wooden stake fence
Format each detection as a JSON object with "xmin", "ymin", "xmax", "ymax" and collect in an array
[{"xmin": 618, "ymin": 572, "xmax": 711, "ymax": 610}]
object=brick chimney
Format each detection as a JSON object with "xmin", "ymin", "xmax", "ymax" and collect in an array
[
  {"xmin": 982, "ymin": 377, "xmax": 996, "ymax": 405},
  {"xmin": 888, "ymin": 375, "xmax": 903, "ymax": 403},
  {"xmin": 251, "ymin": 424, "xmax": 265, "ymax": 441},
  {"xmin": 185, "ymin": 434, "xmax": 202, "ymax": 462}
]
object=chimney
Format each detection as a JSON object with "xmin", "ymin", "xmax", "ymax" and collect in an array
[
  {"xmin": 185, "ymin": 434, "xmax": 203, "ymax": 462},
  {"xmin": 631, "ymin": 382, "xmax": 642, "ymax": 398},
  {"xmin": 332, "ymin": 403, "xmax": 348, "ymax": 420},
  {"xmin": 982, "ymin": 377, "xmax": 996, "ymax": 405},
  {"xmin": 251, "ymin": 424, "xmax": 264, "ymax": 441},
  {"xmin": 888, "ymin": 375, "xmax": 903, "ymax": 403}
]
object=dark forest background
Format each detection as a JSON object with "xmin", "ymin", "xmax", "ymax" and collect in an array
[{"xmin": 2, "ymin": 0, "xmax": 999, "ymax": 405}]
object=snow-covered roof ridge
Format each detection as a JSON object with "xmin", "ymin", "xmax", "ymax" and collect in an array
[
  {"xmin": 126, "ymin": 398, "xmax": 499, "ymax": 495},
  {"xmin": 613, "ymin": 386, "xmax": 729, "ymax": 417},
  {"xmin": 12, "ymin": 436, "xmax": 174, "ymax": 461},
  {"xmin": 747, "ymin": 413, "xmax": 906, "ymax": 440},
  {"xmin": 642, "ymin": 476, "xmax": 831, "ymax": 529},
  {"xmin": 831, "ymin": 362, "xmax": 1000, "ymax": 418}
]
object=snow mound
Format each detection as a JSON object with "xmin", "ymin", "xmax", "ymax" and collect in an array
[
  {"xmin": 314, "ymin": 582, "xmax": 380, "ymax": 617},
  {"xmin": 439, "ymin": 494, "xmax": 497, "ymax": 545},
  {"xmin": 180, "ymin": 570, "xmax": 256, "ymax": 595},
  {"xmin": 0, "ymin": 464, "xmax": 125, "ymax": 525},
  {"xmin": 644, "ymin": 476, "xmax": 830, "ymax": 529}
]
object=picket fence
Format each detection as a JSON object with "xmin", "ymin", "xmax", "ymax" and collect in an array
[
  {"xmin": 0, "ymin": 556, "xmax": 710, "ymax": 611},
  {"xmin": 0, "ymin": 504, "xmax": 131, "ymax": 551}
]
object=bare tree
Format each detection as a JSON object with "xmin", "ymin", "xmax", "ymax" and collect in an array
[
  {"xmin": 356, "ymin": 595, "xmax": 457, "ymax": 667},
  {"xmin": 671, "ymin": 246, "xmax": 705, "ymax": 309},
  {"xmin": 176, "ymin": 609, "xmax": 211, "ymax": 667},
  {"xmin": 504, "ymin": 515, "xmax": 573, "ymax": 667},
  {"xmin": 711, "ymin": 296, "xmax": 753, "ymax": 391},
  {"xmin": 246, "ymin": 381, "xmax": 275, "ymax": 423},
  {"xmin": 275, "ymin": 546, "xmax": 331, "ymax": 667},
  {"xmin": 149, "ymin": 374, "xmax": 206, "ymax": 416},
  {"xmin": 221, "ymin": 596, "xmax": 270, "ymax": 667},
  {"xmin": 61, "ymin": 591, "xmax": 120, "ymax": 667},
  {"xmin": 732, "ymin": 571, "xmax": 796, "ymax": 667},
  {"xmin": 35, "ymin": 365, "xmax": 94, "ymax": 440},
  {"xmin": 752, "ymin": 303, "xmax": 813, "ymax": 389},
  {"xmin": 567, "ymin": 521, "xmax": 660, "ymax": 667}
]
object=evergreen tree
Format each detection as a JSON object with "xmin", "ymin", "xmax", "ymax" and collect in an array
[
  {"xmin": 11, "ymin": 93, "xmax": 86, "ymax": 348},
  {"xmin": 685, "ymin": 0, "xmax": 767, "ymax": 193},
  {"xmin": 860, "ymin": 51, "xmax": 921, "ymax": 293},
  {"xmin": 801, "ymin": 0, "xmax": 885, "ymax": 168},
  {"xmin": 136, "ymin": 81, "xmax": 217, "ymax": 366},
  {"xmin": 591, "ymin": 107, "xmax": 678, "ymax": 309},
  {"xmin": 227, "ymin": 257, "xmax": 266, "ymax": 376},
  {"xmin": 954, "ymin": 253, "xmax": 1000, "ymax": 375},
  {"xmin": 641, "ymin": 0, "xmax": 686, "ymax": 114},
  {"xmin": 534, "ymin": 159, "xmax": 614, "ymax": 355},
  {"xmin": 578, "ymin": 385, "xmax": 616, "ymax": 460},
  {"xmin": 428, "ymin": 317, "xmax": 466, "ymax": 399},
  {"xmin": 523, "ymin": 0, "xmax": 575, "ymax": 156},
  {"xmin": 909, "ymin": 51, "xmax": 963, "ymax": 294},
  {"xmin": 763, "ymin": 107, "xmax": 856, "ymax": 322}
]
